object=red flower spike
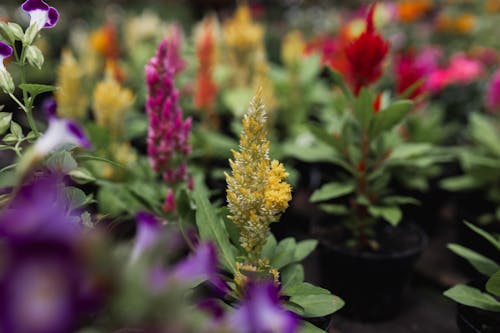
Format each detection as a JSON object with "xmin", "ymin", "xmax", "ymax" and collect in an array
[
  {"xmin": 373, "ymin": 93, "xmax": 383, "ymax": 113},
  {"xmin": 345, "ymin": 4, "xmax": 390, "ymax": 95}
]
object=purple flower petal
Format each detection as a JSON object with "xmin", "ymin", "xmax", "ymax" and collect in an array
[
  {"xmin": 22, "ymin": 0, "xmax": 59, "ymax": 30},
  {"xmin": 229, "ymin": 281, "xmax": 299, "ymax": 333},
  {"xmin": 130, "ymin": 212, "xmax": 161, "ymax": 263},
  {"xmin": 21, "ymin": 0, "xmax": 49, "ymax": 12},
  {"xmin": 42, "ymin": 97, "xmax": 57, "ymax": 118},
  {"xmin": 0, "ymin": 41, "xmax": 12, "ymax": 58},
  {"xmin": 34, "ymin": 118, "xmax": 92, "ymax": 155},
  {"xmin": 66, "ymin": 121, "xmax": 92, "ymax": 149},
  {"xmin": 45, "ymin": 7, "xmax": 59, "ymax": 28},
  {"xmin": 172, "ymin": 242, "xmax": 228, "ymax": 294}
]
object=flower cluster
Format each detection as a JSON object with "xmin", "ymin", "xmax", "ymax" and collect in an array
[
  {"xmin": 92, "ymin": 66, "xmax": 135, "ymax": 139},
  {"xmin": 345, "ymin": 4, "xmax": 390, "ymax": 95},
  {"xmin": 225, "ymin": 89, "xmax": 291, "ymax": 260},
  {"xmin": 55, "ymin": 49, "xmax": 88, "ymax": 119},
  {"xmin": 145, "ymin": 31, "xmax": 191, "ymax": 185},
  {"xmin": 194, "ymin": 15, "xmax": 219, "ymax": 127}
]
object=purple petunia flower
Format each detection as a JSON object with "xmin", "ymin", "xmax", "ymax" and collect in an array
[
  {"xmin": 0, "ymin": 173, "xmax": 81, "ymax": 244},
  {"xmin": 22, "ymin": 0, "xmax": 59, "ymax": 30},
  {"xmin": 0, "ymin": 173, "xmax": 101, "ymax": 333},
  {"xmin": 0, "ymin": 41, "xmax": 13, "ymax": 71},
  {"xmin": 34, "ymin": 116, "xmax": 92, "ymax": 155},
  {"xmin": 229, "ymin": 281, "xmax": 299, "ymax": 333},
  {"xmin": 171, "ymin": 242, "xmax": 229, "ymax": 294},
  {"xmin": 130, "ymin": 212, "xmax": 162, "ymax": 263},
  {"xmin": 0, "ymin": 41, "xmax": 14, "ymax": 93}
]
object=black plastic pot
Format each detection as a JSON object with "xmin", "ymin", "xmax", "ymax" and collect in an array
[
  {"xmin": 456, "ymin": 303, "xmax": 500, "ymax": 333},
  {"xmin": 318, "ymin": 223, "xmax": 427, "ymax": 321}
]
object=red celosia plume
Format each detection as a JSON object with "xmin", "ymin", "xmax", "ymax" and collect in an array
[{"xmin": 345, "ymin": 4, "xmax": 389, "ymax": 95}]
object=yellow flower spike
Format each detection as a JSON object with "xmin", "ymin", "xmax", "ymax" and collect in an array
[
  {"xmin": 223, "ymin": 4, "xmax": 263, "ymax": 51},
  {"xmin": 225, "ymin": 88, "xmax": 292, "ymax": 263},
  {"xmin": 55, "ymin": 49, "xmax": 88, "ymax": 120},
  {"xmin": 281, "ymin": 30, "xmax": 305, "ymax": 67},
  {"xmin": 92, "ymin": 66, "xmax": 134, "ymax": 139}
]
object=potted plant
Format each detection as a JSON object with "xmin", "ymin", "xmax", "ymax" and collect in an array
[
  {"xmin": 440, "ymin": 108, "xmax": 500, "ymax": 263},
  {"xmin": 286, "ymin": 5, "xmax": 438, "ymax": 321},
  {"xmin": 179, "ymin": 89, "xmax": 345, "ymax": 332},
  {"xmin": 444, "ymin": 221, "xmax": 500, "ymax": 332}
]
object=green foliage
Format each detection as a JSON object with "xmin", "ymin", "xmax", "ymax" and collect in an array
[{"xmin": 445, "ymin": 222, "xmax": 500, "ymax": 312}]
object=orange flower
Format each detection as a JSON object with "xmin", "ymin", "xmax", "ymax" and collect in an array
[
  {"xmin": 435, "ymin": 13, "xmax": 453, "ymax": 31},
  {"xmin": 89, "ymin": 23, "xmax": 119, "ymax": 60},
  {"xmin": 486, "ymin": 0, "xmax": 500, "ymax": 12},
  {"xmin": 454, "ymin": 14, "xmax": 475, "ymax": 34},
  {"xmin": 194, "ymin": 16, "xmax": 219, "ymax": 127},
  {"xmin": 397, "ymin": 0, "xmax": 432, "ymax": 22}
]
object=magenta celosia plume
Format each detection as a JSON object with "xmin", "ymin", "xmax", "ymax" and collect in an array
[
  {"xmin": 145, "ymin": 30, "xmax": 191, "ymax": 185},
  {"xmin": 486, "ymin": 69, "xmax": 500, "ymax": 112}
]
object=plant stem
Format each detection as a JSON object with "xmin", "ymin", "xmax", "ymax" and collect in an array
[{"xmin": 19, "ymin": 47, "xmax": 39, "ymax": 137}]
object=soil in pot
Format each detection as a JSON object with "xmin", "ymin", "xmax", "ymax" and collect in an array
[{"xmin": 315, "ymin": 222, "xmax": 428, "ymax": 322}]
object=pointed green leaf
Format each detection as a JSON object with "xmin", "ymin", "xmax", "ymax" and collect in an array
[
  {"xmin": 0, "ymin": 112, "xmax": 12, "ymax": 135},
  {"xmin": 448, "ymin": 244, "xmax": 499, "ymax": 276},
  {"xmin": 371, "ymin": 100, "xmax": 412, "ymax": 137},
  {"xmin": 18, "ymin": 83, "xmax": 57, "ymax": 98},
  {"xmin": 310, "ymin": 182, "xmax": 355, "ymax": 203},
  {"xmin": 464, "ymin": 221, "xmax": 500, "ymax": 251},
  {"xmin": 294, "ymin": 240, "xmax": 318, "ymax": 262},
  {"xmin": 368, "ymin": 206, "xmax": 402, "ymax": 226},
  {"xmin": 281, "ymin": 264, "xmax": 305, "ymax": 290},
  {"xmin": 444, "ymin": 284, "xmax": 500, "ymax": 312},
  {"xmin": 192, "ymin": 182, "xmax": 237, "ymax": 273},
  {"xmin": 354, "ymin": 88, "xmax": 374, "ymax": 130},
  {"xmin": 486, "ymin": 271, "xmax": 500, "ymax": 297}
]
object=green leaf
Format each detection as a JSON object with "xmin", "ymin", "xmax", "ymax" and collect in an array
[
  {"xmin": 2, "ymin": 133, "xmax": 17, "ymax": 145},
  {"xmin": 444, "ymin": 284, "xmax": 500, "ymax": 312},
  {"xmin": 261, "ymin": 234, "xmax": 277, "ymax": 259},
  {"xmin": 63, "ymin": 186, "xmax": 92, "ymax": 210},
  {"xmin": 222, "ymin": 88, "xmax": 254, "ymax": 117},
  {"xmin": 318, "ymin": 203, "xmax": 349, "ymax": 215},
  {"xmin": 368, "ymin": 206, "xmax": 402, "ymax": 226},
  {"xmin": 486, "ymin": 271, "xmax": 500, "ymax": 297},
  {"xmin": 310, "ymin": 182, "xmax": 355, "ymax": 203},
  {"xmin": 325, "ymin": 67, "xmax": 353, "ymax": 101},
  {"xmin": 469, "ymin": 113, "xmax": 500, "ymax": 157},
  {"xmin": 382, "ymin": 196, "xmax": 420, "ymax": 206},
  {"xmin": 299, "ymin": 54, "xmax": 321, "ymax": 83},
  {"xmin": 294, "ymin": 240, "xmax": 318, "ymax": 262},
  {"xmin": 287, "ymin": 283, "xmax": 344, "ymax": 317},
  {"xmin": 448, "ymin": 244, "xmax": 499, "ymax": 276},
  {"xmin": 440, "ymin": 176, "xmax": 481, "ymax": 191},
  {"xmin": 46, "ymin": 151, "xmax": 78, "ymax": 173},
  {"xmin": 371, "ymin": 100, "xmax": 412, "ymax": 137},
  {"xmin": 281, "ymin": 264, "xmax": 305, "ymax": 290},
  {"xmin": 10, "ymin": 121, "xmax": 23, "ymax": 138},
  {"xmin": 69, "ymin": 168, "xmax": 97, "ymax": 184},
  {"xmin": 353, "ymin": 88, "xmax": 374, "ymax": 130},
  {"xmin": 0, "ymin": 112, "xmax": 12, "ymax": 135},
  {"xmin": 298, "ymin": 320, "xmax": 327, "ymax": 333},
  {"xmin": 271, "ymin": 237, "xmax": 296, "ymax": 269},
  {"xmin": 192, "ymin": 181, "xmax": 237, "ymax": 273},
  {"xmin": 18, "ymin": 84, "xmax": 57, "ymax": 98},
  {"xmin": 308, "ymin": 124, "xmax": 341, "ymax": 152},
  {"xmin": 464, "ymin": 221, "xmax": 500, "ymax": 251}
]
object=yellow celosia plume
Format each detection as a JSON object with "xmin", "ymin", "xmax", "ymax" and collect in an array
[
  {"xmin": 55, "ymin": 49, "xmax": 88, "ymax": 119},
  {"xmin": 92, "ymin": 66, "xmax": 134, "ymax": 139},
  {"xmin": 225, "ymin": 89, "xmax": 291, "ymax": 261},
  {"xmin": 223, "ymin": 4, "xmax": 263, "ymax": 51}
]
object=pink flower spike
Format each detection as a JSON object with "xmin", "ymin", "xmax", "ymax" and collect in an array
[{"xmin": 486, "ymin": 69, "xmax": 500, "ymax": 113}]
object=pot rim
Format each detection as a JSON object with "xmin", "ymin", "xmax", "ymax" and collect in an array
[{"xmin": 319, "ymin": 222, "xmax": 429, "ymax": 260}]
